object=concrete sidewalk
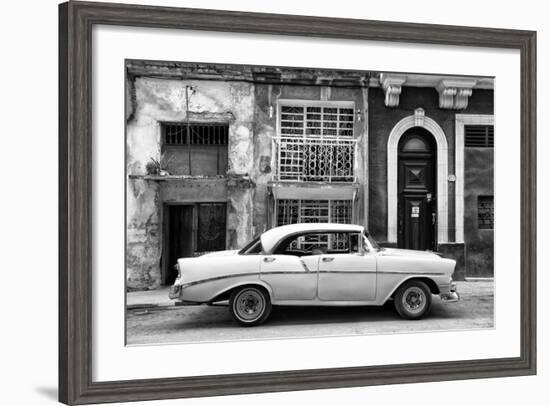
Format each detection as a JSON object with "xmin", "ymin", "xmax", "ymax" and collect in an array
[{"xmin": 127, "ymin": 286, "xmax": 172, "ymax": 309}]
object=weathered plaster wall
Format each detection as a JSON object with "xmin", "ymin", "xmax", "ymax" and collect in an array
[
  {"xmin": 126, "ymin": 77, "xmax": 255, "ymax": 289},
  {"xmin": 464, "ymin": 148, "xmax": 494, "ymax": 276},
  {"xmin": 126, "ymin": 178, "xmax": 161, "ymax": 289}
]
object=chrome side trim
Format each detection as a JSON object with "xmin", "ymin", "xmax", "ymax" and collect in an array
[
  {"xmin": 378, "ymin": 271, "xmax": 446, "ymax": 276},
  {"xmin": 177, "ymin": 270, "xmax": 445, "ymax": 289}
]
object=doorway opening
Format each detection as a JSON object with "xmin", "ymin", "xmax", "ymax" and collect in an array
[
  {"xmin": 162, "ymin": 203, "xmax": 227, "ymax": 285},
  {"xmin": 397, "ymin": 127, "xmax": 437, "ymax": 250}
]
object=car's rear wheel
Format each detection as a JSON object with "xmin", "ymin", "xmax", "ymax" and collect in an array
[
  {"xmin": 229, "ymin": 286, "xmax": 272, "ymax": 326},
  {"xmin": 394, "ymin": 280, "xmax": 432, "ymax": 319}
]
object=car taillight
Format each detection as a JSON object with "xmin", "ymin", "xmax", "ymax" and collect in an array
[{"xmin": 174, "ymin": 263, "xmax": 181, "ymax": 279}]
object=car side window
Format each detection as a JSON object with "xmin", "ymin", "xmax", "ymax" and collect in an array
[{"xmin": 275, "ymin": 232, "xmax": 356, "ymax": 256}]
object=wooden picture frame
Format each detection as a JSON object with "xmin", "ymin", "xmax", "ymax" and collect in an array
[{"xmin": 59, "ymin": 1, "xmax": 536, "ymax": 404}]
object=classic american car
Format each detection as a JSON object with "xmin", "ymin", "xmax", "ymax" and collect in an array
[{"xmin": 169, "ymin": 223, "xmax": 459, "ymax": 326}]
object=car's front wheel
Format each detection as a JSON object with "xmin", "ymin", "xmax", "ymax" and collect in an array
[
  {"xmin": 394, "ymin": 280, "xmax": 432, "ymax": 319},
  {"xmin": 229, "ymin": 286, "xmax": 272, "ymax": 326}
]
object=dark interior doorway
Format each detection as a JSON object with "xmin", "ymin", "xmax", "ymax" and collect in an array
[
  {"xmin": 164, "ymin": 205, "xmax": 194, "ymax": 285},
  {"xmin": 162, "ymin": 203, "xmax": 227, "ymax": 285},
  {"xmin": 397, "ymin": 127, "xmax": 437, "ymax": 251}
]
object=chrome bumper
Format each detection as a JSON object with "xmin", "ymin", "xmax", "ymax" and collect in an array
[{"xmin": 439, "ymin": 282, "xmax": 460, "ymax": 303}]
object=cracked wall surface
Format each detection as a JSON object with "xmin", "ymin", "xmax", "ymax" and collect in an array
[{"xmin": 126, "ymin": 76, "xmax": 255, "ymax": 290}]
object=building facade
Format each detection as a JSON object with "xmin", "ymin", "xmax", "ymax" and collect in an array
[{"xmin": 125, "ymin": 61, "xmax": 494, "ymax": 290}]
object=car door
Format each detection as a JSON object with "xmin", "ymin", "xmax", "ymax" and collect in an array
[
  {"xmin": 260, "ymin": 254, "xmax": 318, "ymax": 301},
  {"xmin": 317, "ymin": 232, "xmax": 377, "ymax": 301}
]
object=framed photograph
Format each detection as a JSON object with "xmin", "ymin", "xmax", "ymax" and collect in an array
[{"xmin": 59, "ymin": 1, "xmax": 536, "ymax": 404}]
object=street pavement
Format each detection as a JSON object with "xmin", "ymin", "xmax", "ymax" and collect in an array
[{"xmin": 126, "ymin": 281, "xmax": 493, "ymax": 345}]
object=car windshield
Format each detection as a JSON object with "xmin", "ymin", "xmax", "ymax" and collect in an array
[{"xmin": 238, "ymin": 235, "xmax": 262, "ymax": 255}]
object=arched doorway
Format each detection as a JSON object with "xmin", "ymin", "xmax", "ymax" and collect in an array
[
  {"xmin": 387, "ymin": 108, "xmax": 448, "ymax": 245},
  {"xmin": 397, "ymin": 128, "xmax": 437, "ymax": 250}
]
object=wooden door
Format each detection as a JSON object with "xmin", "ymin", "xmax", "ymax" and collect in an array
[{"xmin": 397, "ymin": 128, "xmax": 437, "ymax": 251}]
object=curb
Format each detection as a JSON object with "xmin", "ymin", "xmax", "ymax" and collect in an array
[{"xmin": 127, "ymin": 303, "xmax": 174, "ymax": 310}]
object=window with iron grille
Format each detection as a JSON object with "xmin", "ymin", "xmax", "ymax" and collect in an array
[
  {"xmin": 465, "ymin": 125, "xmax": 494, "ymax": 148},
  {"xmin": 161, "ymin": 123, "xmax": 228, "ymax": 176},
  {"xmin": 478, "ymin": 195, "xmax": 494, "ymax": 229},
  {"xmin": 276, "ymin": 104, "xmax": 357, "ymax": 182}
]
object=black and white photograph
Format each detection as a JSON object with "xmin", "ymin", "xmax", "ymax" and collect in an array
[
  {"xmin": 2, "ymin": 0, "xmax": 545, "ymax": 404},
  {"xmin": 125, "ymin": 60, "xmax": 495, "ymax": 345}
]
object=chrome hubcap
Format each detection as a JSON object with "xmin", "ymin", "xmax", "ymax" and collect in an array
[
  {"xmin": 235, "ymin": 290, "xmax": 264, "ymax": 321},
  {"xmin": 402, "ymin": 287, "xmax": 426, "ymax": 313}
]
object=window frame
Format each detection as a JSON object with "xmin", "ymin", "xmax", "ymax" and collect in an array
[
  {"xmin": 275, "ymin": 99, "xmax": 357, "ymax": 182},
  {"xmin": 160, "ymin": 121, "xmax": 229, "ymax": 176}
]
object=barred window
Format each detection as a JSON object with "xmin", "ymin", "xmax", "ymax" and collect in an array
[
  {"xmin": 276, "ymin": 199, "xmax": 352, "ymax": 225},
  {"xmin": 277, "ymin": 104, "xmax": 356, "ymax": 182},
  {"xmin": 161, "ymin": 123, "xmax": 228, "ymax": 176},
  {"xmin": 465, "ymin": 125, "xmax": 494, "ymax": 148},
  {"xmin": 478, "ymin": 196, "xmax": 494, "ymax": 229}
]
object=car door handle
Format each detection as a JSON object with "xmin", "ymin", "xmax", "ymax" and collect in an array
[
  {"xmin": 322, "ymin": 257, "xmax": 334, "ymax": 262},
  {"xmin": 263, "ymin": 257, "xmax": 276, "ymax": 263}
]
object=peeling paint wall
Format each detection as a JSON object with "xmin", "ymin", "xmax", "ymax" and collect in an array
[{"xmin": 126, "ymin": 76, "xmax": 255, "ymax": 290}]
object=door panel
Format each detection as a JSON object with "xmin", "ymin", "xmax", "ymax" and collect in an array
[
  {"xmin": 398, "ymin": 129, "xmax": 436, "ymax": 251},
  {"xmin": 260, "ymin": 255, "xmax": 318, "ymax": 300},
  {"xmin": 317, "ymin": 254, "xmax": 377, "ymax": 301},
  {"xmin": 399, "ymin": 193, "xmax": 435, "ymax": 251},
  {"xmin": 197, "ymin": 203, "xmax": 226, "ymax": 253}
]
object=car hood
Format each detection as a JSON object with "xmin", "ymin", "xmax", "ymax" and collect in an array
[
  {"xmin": 378, "ymin": 248, "xmax": 440, "ymax": 258},
  {"xmin": 199, "ymin": 249, "xmax": 239, "ymax": 258}
]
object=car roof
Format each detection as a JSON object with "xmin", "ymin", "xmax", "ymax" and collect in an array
[{"xmin": 260, "ymin": 223, "xmax": 364, "ymax": 254}]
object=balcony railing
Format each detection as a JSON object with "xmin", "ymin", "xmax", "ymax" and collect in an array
[{"xmin": 274, "ymin": 135, "xmax": 357, "ymax": 182}]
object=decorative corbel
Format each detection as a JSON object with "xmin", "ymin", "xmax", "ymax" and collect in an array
[
  {"xmin": 380, "ymin": 74, "xmax": 407, "ymax": 107},
  {"xmin": 436, "ymin": 79, "xmax": 477, "ymax": 110}
]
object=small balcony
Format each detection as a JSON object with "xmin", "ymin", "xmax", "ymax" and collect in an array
[{"xmin": 274, "ymin": 135, "xmax": 357, "ymax": 183}]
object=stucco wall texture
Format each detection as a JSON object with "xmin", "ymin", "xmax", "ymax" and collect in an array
[
  {"xmin": 464, "ymin": 149, "xmax": 494, "ymax": 276},
  {"xmin": 127, "ymin": 77, "xmax": 256, "ymax": 289}
]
